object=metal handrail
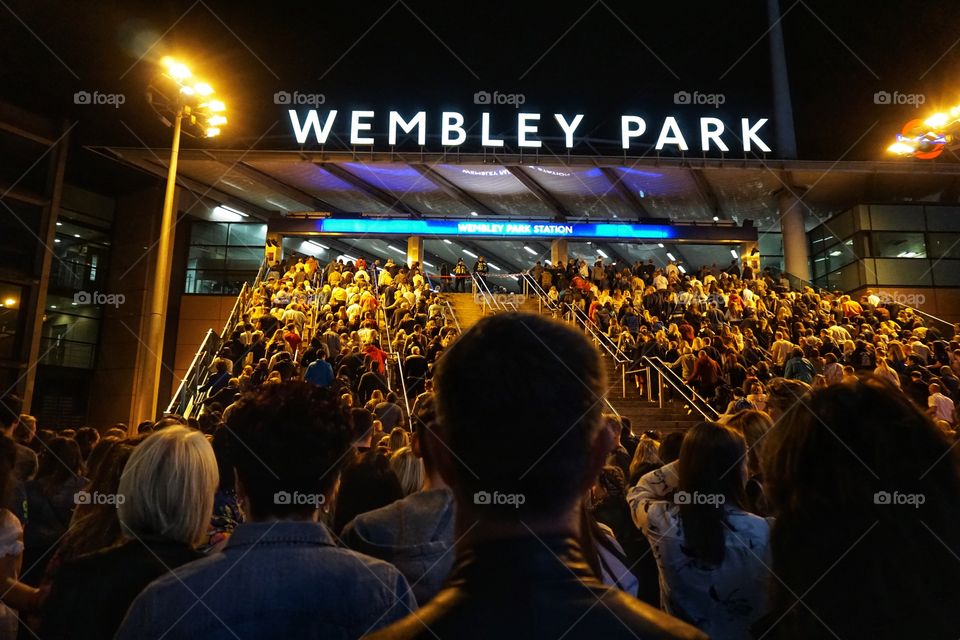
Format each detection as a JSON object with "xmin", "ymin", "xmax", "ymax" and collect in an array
[
  {"xmin": 168, "ymin": 257, "xmax": 267, "ymax": 417},
  {"xmin": 567, "ymin": 301, "xmax": 630, "ymax": 365},
  {"xmin": 471, "ymin": 271, "xmax": 513, "ymax": 313},
  {"xmin": 641, "ymin": 355, "xmax": 719, "ymax": 421},
  {"xmin": 518, "ymin": 272, "xmax": 630, "ymax": 397},
  {"xmin": 906, "ymin": 306, "xmax": 955, "ymax": 338},
  {"xmin": 165, "ymin": 329, "xmax": 219, "ymax": 417},
  {"xmin": 441, "ymin": 296, "xmax": 461, "ymax": 333},
  {"xmin": 219, "ymin": 282, "xmax": 249, "ymax": 340},
  {"xmin": 376, "ymin": 285, "xmax": 413, "ymax": 424}
]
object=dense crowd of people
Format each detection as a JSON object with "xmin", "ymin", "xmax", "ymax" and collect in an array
[
  {"xmin": 530, "ymin": 255, "xmax": 960, "ymax": 433},
  {"xmin": 0, "ymin": 251, "xmax": 958, "ymax": 638}
]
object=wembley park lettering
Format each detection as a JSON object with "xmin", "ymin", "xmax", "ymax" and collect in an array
[{"xmin": 288, "ymin": 109, "xmax": 772, "ymax": 152}]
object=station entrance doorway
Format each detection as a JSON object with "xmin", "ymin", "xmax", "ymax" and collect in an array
[{"xmin": 267, "ymin": 215, "xmax": 760, "ymax": 292}]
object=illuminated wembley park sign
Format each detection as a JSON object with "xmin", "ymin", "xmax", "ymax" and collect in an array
[
  {"xmin": 287, "ymin": 109, "xmax": 772, "ymax": 152},
  {"xmin": 309, "ymin": 218, "xmax": 676, "ymax": 240}
]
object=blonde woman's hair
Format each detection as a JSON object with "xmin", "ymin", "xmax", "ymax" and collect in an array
[
  {"xmin": 117, "ymin": 426, "xmax": 218, "ymax": 546},
  {"xmin": 390, "ymin": 446, "xmax": 424, "ymax": 496},
  {"xmin": 388, "ymin": 427, "xmax": 409, "ymax": 452}
]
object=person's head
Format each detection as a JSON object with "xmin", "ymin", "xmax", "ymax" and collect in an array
[
  {"xmin": 333, "ymin": 448, "xmax": 404, "ymax": 534},
  {"xmin": 764, "ymin": 378, "xmax": 811, "ymax": 422},
  {"xmin": 61, "ymin": 437, "xmax": 141, "ymax": 560},
  {"xmin": 0, "ymin": 394, "xmax": 22, "ymax": 437},
  {"xmin": 761, "ymin": 379, "xmax": 960, "ymax": 638},
  {"xmin": 722, "ymin": 409, "xmax": 773, "ymax": 474},
  {"xmin": 591, "ymin": 465, "xmax": 626, "ymax": 506},
  {"xmin": 434, "ymin": 312, "xmax": 609, "ymax": 528},
  {"xmin": 658, "ymin": 431, "xmax": 685, "ymax": 465},
  {"xmin": 628, "ymin": 436, "xmax": 662, "ymax": 484},
  {"xmin": 387, "ymin": 427, "xmax": 409, "ymax": 452},
  {"xmin": 929, "ymin": 382, "xmax": 941, "ymax": 395},
  {"xmin": 36, "ymin": 437, "xmax": 84, "ymax": 493},
  {"xmin": 390, "ymin": 446, "xmax": 424, "ymax": 496},
  {"xmin": 676, "ymin": 422, "xmax": 748, "ymax": 566},
  {"xmin": 14, "ymin": 414, "xmax": 36, "ymax": 444},
  {"xmin": 117, "ymin": 427, "xmax": 217, "ymax": 546},
  {"xmin": 74, "ymin": 427, "xmax": 100, "ymax": 460},
  {"xmin": 226, "ymin": 382, "xmax": 353, "ymax": 521}
]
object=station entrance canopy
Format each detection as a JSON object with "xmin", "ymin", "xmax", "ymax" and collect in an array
[
  {"xmin": 91, "ymin": 141, "xmax": 960, "ymax": 277},
  {"xmin": 90, "ymin": 147, "xmax": 960, "ymax": 234}
]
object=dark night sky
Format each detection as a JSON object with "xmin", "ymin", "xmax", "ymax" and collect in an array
[{"xmin": 1, "ymin": 0, "xmax": 958, "ymax": 193}]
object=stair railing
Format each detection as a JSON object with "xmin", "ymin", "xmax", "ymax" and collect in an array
[{"xmin": 640, "ymin": 355, "xmax": 720, "ymax": 422}]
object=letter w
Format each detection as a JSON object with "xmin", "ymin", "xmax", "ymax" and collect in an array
[{"xmin": 289, "ymin": 109, "xmax": 338, "ymax": 144}]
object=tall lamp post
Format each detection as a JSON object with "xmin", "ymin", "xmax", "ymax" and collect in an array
[{"xmin": 136, "ymin": 57, "xmax": 227, "ymax": 424}]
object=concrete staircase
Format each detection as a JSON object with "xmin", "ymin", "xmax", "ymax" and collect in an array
[
  {"xmin": 444, "ymin": 293, "xmax": 487, "ymax": 331},
  {"xmin": 444, "ymin": 292, "xmax": 702, "ymax": 436},
  {"xmin": 601, "ymin": 355, "xmax": 703, "ymax": 435}
]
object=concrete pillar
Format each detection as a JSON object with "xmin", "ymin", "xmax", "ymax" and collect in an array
[
  {"xmin": 88, "ymin": 185, "xmax": 177, "ymax": 427},
  {"xmin": 767, "ymin": 0, "xmax": 798, "ymax": 159},
  {"xmin": 407, "ymin": 236, "xmax": 423, "ymax": 268},
  {"xmin": 21, "ymin": 121, "xmax": 69, "ymax": 413},
  {"xmin": 779, "ymin": 191, "xmax": 810, "ymax": 282},
  {"xmin": 551, "ymin": 238, "xmax": 568, "ymax": 265}
]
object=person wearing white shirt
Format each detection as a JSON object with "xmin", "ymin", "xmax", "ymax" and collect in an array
[
  {"xmin": 627, "ymin": 423, "xmax": 772, "ymax": 640},
  {"xmin": 928, "ymin": 383, "xmax": 955, "ymax": 424},
  {"xmin": 654, "ymin": 272, "xmax": 668, "ymax": 291},
  {"xmin": 769, "ymin": 332, "xmax": 796, "ymax": 368}
]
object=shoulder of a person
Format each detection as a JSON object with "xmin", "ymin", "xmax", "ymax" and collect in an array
[{"xmin": 0, "ymin": 508, "xmax": 21, "ymax": 532}]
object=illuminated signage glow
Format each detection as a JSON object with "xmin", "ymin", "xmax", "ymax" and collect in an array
[
  {"xmin": 288, "ymin": 109, "xmax": 771, "ymax": 153},
  {"xmin": 309, "ymin": 218, "xmax": 675, "ymax": 240}
]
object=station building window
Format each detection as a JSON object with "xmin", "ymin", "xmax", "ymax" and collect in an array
[
  {"xmin": 810, "ymin": 203, "xmax": 960, "ymax": 290},
  {"xmin": 185, "ymin": 221, "xmax": 266, "ymax": 294},
  {"xmin": 758, "ymin": 232, "xmax": 783, "ymax": 273},
  {"xmin": 870, "ymin": 232, "xmax": 926, "ymax": 259}
]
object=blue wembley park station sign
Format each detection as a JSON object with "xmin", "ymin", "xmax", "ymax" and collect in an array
[{"xmin": 306, "ymin": 218, "xmax": 676, "ymax": 240}]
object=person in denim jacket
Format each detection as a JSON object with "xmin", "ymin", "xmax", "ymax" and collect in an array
[{"xmin": 116, "ymin": 382, "xmax": 415, "ymax": 640}]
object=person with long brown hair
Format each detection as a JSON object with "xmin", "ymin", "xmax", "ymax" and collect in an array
[
  {"xmin": 0, "ymin": 437, "xmax": 142, "ymax": 631},
  {"xmin": 628, "ymin": 421, "xmax": 772, "ymax": 639},
  {"xmin": 758, "ymin": 378, "xmax": 960, "ymax": 639}
]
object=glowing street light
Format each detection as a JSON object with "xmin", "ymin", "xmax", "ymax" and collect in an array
[{"xmin": 138, "ymin": 57, "xmax": 229, "ymax": 422}]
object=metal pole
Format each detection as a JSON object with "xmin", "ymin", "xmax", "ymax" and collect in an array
[
  {"xmin": 621, "ymin": 364, "xmax": 626, "ymax": 399},
  {"xmin": 658, "ymin": 374, "xmax": 663, "ymax": 409},
  {"xmin": 646, "ymin": 367, "xmax": 652, "ymax": 402},
  {"xmin": 137, "ymin": 110, "xmax": 182, "ymax": 423},
  {"xmin": 767, "ymin": 0, "xmax": 798, "ymax": 159}
]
